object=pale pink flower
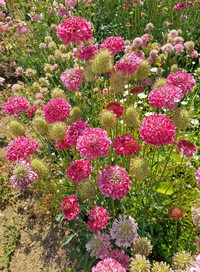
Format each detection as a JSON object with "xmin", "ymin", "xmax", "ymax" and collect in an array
[
  {"xmin": 52, "ymin": 64, "xmax": 58, "ymax": 70},
  {"xmin": 132, "ymin": 37, "xmax": 143, "ymax": 47},
  {"xmin": 60, "ymin": 67, "xmax": 86, "ymax": 91},
  {"xmin": 190, "ymin": 254, "xmax": 200, "ymax": 272},
  {"xmin": 110, "ymin": 215, "xmax": 138, "ymax": 248},
  {"xmin": 0, "ymin": 0, "xmax": 6, "ymax": 7},
  {"xmin": 35, "ymin": 93, "xmax": 43, "ymax": 99},
  {"xmin": 162, "ymin": 43, "xmax": 174, "ymax": 52},
  {"xmin": 92, "ymin": 258, "xmax": 126, "ymax": 272},
  {"xmin": 150, "ymin": 49, "xmax": 158, "ymax": 58},
  {"xmin": 86, "ymin": 232, "xmax": 112, "ymax": 259},
  {"xmin": 145, "ymin": 23, "xmax": 154, "ymax": 31},
  {"xmin": 189, "ymin": 50, "xmax": 198, "ymax": 58},
  {"xmin": 17, "ymin": 25, "xmax": 28, "ymax": 35},
  {"xmin": 65, "ymin": 0, "xmax": 77, "ymax": 6},
  {"xmin": 174, "ymin": 44, "xmax": 184, "ymax": 54},
  {"xmin": 58, "ymin": 8, "xmax": 69, "ymax": 17}
]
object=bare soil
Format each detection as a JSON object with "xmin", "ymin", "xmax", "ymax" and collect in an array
[{"xmin": 0, "ymin": 90, "xmax": 77, "ymax": 272}]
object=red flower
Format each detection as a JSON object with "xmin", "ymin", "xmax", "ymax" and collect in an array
[
  {"xmin": 106, "ymin": 102, "xmax": 124, "ymax": 118},
  {"xmin": 126, "ymin": 23, "xmax": 132, "ymax": 27},
  {"xmin": 130, "ymin": 87, "xmax": 144, "ymax": 94},
  {"xmin": 169, "ymin": 207, "xmax": 183, "ymax": 218},
  {"xmin": 61, "ymin": 195, "xmax": 80, "ymax": 220},
  {"xmin": 27, "ymin": 105, "xmax": 37, "ymax": 117},
  {"xmin": 113, "ymin": 134, "xmax": 140, "ymax": 156},
  {"xmin": 124, "ymin": 3, "xmax": 131, "ymax": 7}
]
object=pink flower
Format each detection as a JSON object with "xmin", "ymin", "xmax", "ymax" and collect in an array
[
  {"xmin": 66, "ymin": 120, "xmax": 89, "ymax": 147},
  {"xmin": 169, "ymin": 207, "xmax": 183, "ymax": 218},
  {"xmin": 150, "ymin": 49, "xmax": 158, "ymax": 58},
  {"xmin": 57, "ymin": 16, "xmax": 93, "ymax": 46},
  {"xmin": 132, "ymin": 37, "xmax": 143, "ymax": 47},
  {"xmin": 92, "ymin": 258, "xmax": 126, "ymax": 272},
  {"xmin": 177, "ymin": 139, "xmax": 196, "ymax": 158},
  {"xmin": 0, "ymin": 13, "xmax": 5, "ymax": 19},
  {"xmin": 130, "ymin": 86, "xmax": 144, "ymax": 94},
  {"xmin": 139, "ymin": 114, "xmax": 176, "ymax": 146},
  {"xmin": 66, "ymin": 159, "xmax": 92, "ymax": 183},
  {"xmin": 35, "ymin": 93, "xmax": 43, "ymax": 99},
  {"xmin": 86, "ymin": 232, "xmax": 112, "ymax": 259},
  {"xmin": 196, "ymin": 167, "xmax": 200, "ymax": 185},
  {"xmin": 11, "ymin": 159, "xmax": 38, "ymax": 188},
  {"xmin": 189, "ymin": 50, "xmax": 198, "ymax": 58},
  {"xmin": 113, "ymin": 134, "xmax": 140, "ymax": 156},
  {"xmin": 3, "ymin": 97, "xmax": 30, "ymax": 117},
  {"xmin": 94, "ymin": 87, "xmax": 99, "ymax": 92},
  {"xmin": 52, "ymin": 64, "xmax": 58, "ymax": 70},
  {"xmin": 17, "ymin": 25, "xmax": 28, "ymax": 35},
  {"xmin": 115, "ymin": 52, "xmax": 142, "ymax": 75},
  {"xmin": 58, "ymin": 8, "xmax": 69, "ymax": 17},
  {"xmin": 43, "ymin": 98, "xmax": 71, "ymax": 123},
  {"xmin": 100, "ymin": 36, "xmax": 124, "ymax": 55},
  {"xmin": 65, "ymin": 0, "xmax": 77, "ymax": 6},
  {"xmin": 190, "ymin": 254, "xmax": 200, "ymax": 272},
  {"xmin": 148, "ymin": 85, "xmax": 184, "ymax": 110},
  {"xmin": 141, "ymin": 34, "xmax": 151, "ymax": 43},
  {"xmin": 187, "ymin": 1, "xmax": 194, "ymax": 7},
  {"xmin": 76, "ymin": 128, "xmax": 111, "ymax": 160},
  {"xmin": 61, "ymin": 195, "xmax": 80, "ymax": 220},
  {"xmin": 106, "ymin": 102, "xmax": 124, "ymax": 118},
  {"xmin": 60, "ymin": 67, "xmax": 86, "ymax": 91},
  {"xmin": 87, "ymin": 206, "xmax": 109, "ymax": 232},
  {"xmin": 145, "ymin": 23, "xmax": 154, "ymax": 31},
  {"xmin": 74, "ymin": 44, "xmax": 98, "ymax": 60},
  {"xmin": 6, "ymin": 136, "xmax": 39, "ymax": 162},
  {"xmin": 0, "ymin": 0, "xmax": 6, "ymax": 7},
  {"xmin": 97, "ymin": 165, "xmax": 132, "ymax": 200},
  {"xmin": 107, "ymin": 249, "xmax": 131, "ymax": 270},
  {"xmin": 166, "ymin": 71, "xmax": 195, "ymax": 95},
  {"xmin": 174, "ymin": 2, "xmax": 187, "ymax": 12},
  {"xmin": 174, "ymin": 44, "xmax": 184, "ymax": 54},
  {"xmin": 102, "ymin": 88, "xmax": 108, "ymax": 95},
  {"xmin": 110, "ymin": 215, "xmax": 138, "ymax": 248},
  {"xmin": 162, "ymin": 43, "xmax": 174, "ymax": 52},
  {"xmin": 27, "ymin": 105, "xmax": 37, "ymax": 117},
  {"xmin": 54, "ymin": 137, "xmax": 70, "ymax": 151}
]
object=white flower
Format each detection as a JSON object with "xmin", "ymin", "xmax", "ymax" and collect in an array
[
  {"xmin": 150, "ymin": 67, "xmax": 157, "ymax": 72},
  {"xmin": 138, "ymin": 93, "xmax": 147, "ymax": 99},
  {"xmin": 124, "ymin": 84, "xmax": 129, "ymax": 89},
  {"xmin": 144, "ymin": 112, "xmax": 154, "ymax": 117},
  {"xmin": 138, "ymin": 100, "xmax": 143, "ymax": 104},
  {"xmin": 120, "ymin": 120, "xmax": 124, "ymax": 124},
  {"xmin": 124, "ymin": 90, "xmax": 129, "ymax": 96},
  {"xmin": 181, "ymin": 101, "xmax": 188, "ymax": 105},
  {"xmin": 194, "ymin": 155, "xmax": 199, "ymax": 160},
  {"xmin": 191, "ymin": 119, "xmax": 199, "ymax": 127}
]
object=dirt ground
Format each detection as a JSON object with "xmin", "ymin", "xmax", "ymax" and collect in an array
[{"xmin": 0, "ymin": 90, "xmax": 77, "ymax": 272}]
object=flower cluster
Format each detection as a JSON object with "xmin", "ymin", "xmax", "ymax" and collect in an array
[
  {"xmin": 92, "ymin": 258, "xmax": 126, "ymax": 272},
  {"xmin": 3, "ymin": 97, "xmax": 30, "ymax": 117},
  {"xmin": 66, "ymin": 159, "xmax": 92, "ymax": 183},
  {"xmin": 66, "ymin": 120, "xmax": 89, "ymax": 147},
  {"xmin": 74, "ymin": 44, "xmax": 98, "ymax": 60},
  {"xmin": 60, "ymin": 67, "xmax": 86, "ymax": 91},
  {"xmin": 6, "ymin": 136, "xmax": 39, "ymax": 162},
  {"xmin": 106, "ymin": 102, "xmax": 124, "ymax": 118}
]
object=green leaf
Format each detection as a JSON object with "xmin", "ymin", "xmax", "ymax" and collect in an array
[
  {"xmin": 155, "ymin": 182, "xmax": 174, "ymax": 195},
  {"xmin": 0, "ymin": 256, "xmax": 4, "ymax": 260},
  {"xmin": 164, "ymin": 51, "xmax": 168, "ymax": 60},
  {"xmin": 170, "ymin": 153, "xmax": 182, "ymax": 164},
  {"xmin": 55, "ymin": 214, "xmax": 64, "ymax": 228},
  {"xmin": 62, "ymin": 229, "xmax": 84, "ymax": 246}
]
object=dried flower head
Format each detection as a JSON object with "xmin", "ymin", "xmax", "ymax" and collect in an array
[
  {"xmin": 172, "ymin": 250, "xmax": 193, "ymax": 271},
  {"xmin": 129, "ymin": 254, "xmax": 151, "ymax": 272},
  {"xmin": 132, "ymin": 237, "xmax": 152, "ymax": 257}
]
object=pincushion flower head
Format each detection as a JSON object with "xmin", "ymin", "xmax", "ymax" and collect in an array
[
  {"xmin": 132, "ymin": 237, "xmax": 152, "ymax": 257},
  {"xmin": 113, "ymin": 134, "xmax": 140, "ymax": 156},
  {"xmin": 166, "ymin": 71, "xmax": 195, "ymax": 96},
  {"xmin": 92, "ymin": 258, "xmax": 126, "ymax": 272},
  {"xmin": 3, "ymin": 97, "xmax": 30, "ymax": 117},
  {"xmin": 6, "ymin": 136, "xmax": 39, "ymax": 162},
  {"xmin": 110, "ymin": 215, "xmax": 139, "ymax": 248},
  {"xmin": 60, "ymin": 67, "xmax": 86, "ymax": 91},
  {"xmin": 86, "ymin": 232, "xmax": 112, "ymax": 259},
  {"xmin": 61, "ymin": 195, "xmax": 80, "ymax": 220},
  {"xmin": 11, "ymin": 159, "xmax": 38, "ymax": 188},
  {"xmin": 196, "ymin": 168, "xmax": 200, "ymax": 186},
  {"xmin": 43, "ymin": 98, "xmax": 71, "ymax": 123},
  {"xmin": 148, "ymin": 85, "xmax": 184, "ymax": 110},
  {"xmin": 106, "ymin": 102, "xmax": 124, "ymax": 118},
  {"xmin": 65, "ymin": 120, "xmax": 89, "ymax": 147},
  {"xmin": 129, "ymin": 254, "xmax": 151, "ymax": 272},
  {"xmin": 76, "ymin": 128, "xmax": 111, "ymax": 160},
  {"xmin": 115, "ymin": 52, "xmax": 142, "ymax": 75},
  {"xmin": 97, "ymin": 165, "xmax": 131, "ymax": 200},
  {"xmin": 177, "ymin": 140, "xmax": 196, "ymax": 158},
  {"xmin": 169, "ymin": 207, "xmax": 183, "ymax": 218},
  {"xmin": 65, "ymin": 0, "xmax": 77, "ymax": 7},
  {"xmin": 107, "ymin": 248, "xmax": 130, "ymax": 270},
  {"xmin": 139, "ymin": 114, "xmax": 176, "ymax": 146},
  {"xmin": 172, "ymin": 250, "xmax": 193, "ymax": 271},
  {"xmin": 87, "ymin": 206, "xmax": 109, "ymax": 232},
  {"xmin": 74, "ymin": 44, "xmax": 98, "ymax": 60},
  {"xmin": 66, "ymin": 159, "xmax": 92, "ymax": 183},
  {"xmin": 57, "ymin": 16, "xmax": 93, "ymax": 46},
  {"xmin": 100, "ymin": 36, "xmax": 124, "ymax": 55}
]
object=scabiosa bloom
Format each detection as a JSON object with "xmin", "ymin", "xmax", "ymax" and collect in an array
[
  {"xmin": 43, "ymin": 98, "xmax": 71, "ymax": 123},
  {"xmin": 162, "ymin": 43, "xmax": 174, "ymax": 52},
  {"xmin": 16, "ymin": 25, "xmax": 28, "ymax": 35},
  {"xmin": 74, "ymin": 44, "xmax": 98, "ymax": 60},
  {"xmin": 174, "ymin": 44, "xmax": 184, "ymax": 54},
  {"xmin": 148, "ymin": 85, "xmax": 184, "ymax": 110},
  {"xmin": 60, "ymin": 67, "xmax": 86, "ymax": 91},
  {"xmin": 145, "ymin": 23, "xmax": 154, "ymax": 31},
  {"xmin": 166, "ymin": 71, "xmax": 195, "ymax": 95},
  {"xmin": 6, "ymin": 136, "xmax": 39, "ymax": 162},
  {"xmin": 27, "ymin": 105, "xmax": 37, "ymax": 117},
  {"xmin": 129, "ymin": 254, "xmax": 151, "ymax": 272},
  {"xmin": 86, "ymin": 232, "xmax": 112, "ymax": 259},
  {"xmin": 174, "ymin": 2, "xmax": 187, "ymax": 12},
  {"xmin": 107, "ymin": 249, "xmax": 130, "ymax": 270},
  {"xmin": 169, "ymin": 207, "xmax": 183, "ymax": 218},
  {"xmin": 196, "ymin": 167, "xmax": 200, "ymax": 185},
  {"xmin": 106, "ymin": 102, "xmax": 124, "ymax": 118},
  {"xmin": 110, "ymin": 215, "xmax": 138, "ymax": 248},
  {"xmin": 151, "ymin": 262, "xmax": 173, "ymax": 272},
  {"xmin": 61, "ymin": 195, "xmax": 80, "ymax": 220},
  {"xmin": 132, "ymin": 237, "xmax": 152, "ymax": 257},
  {"xmin": 113, "ymin": 135, "xmax": 140, "ymax": 156},
  {"xmin": 57, "ymin": 16, "xmax": 93, "ymax": 46},
  {"xmin": 3, "ymin": 97, "xmax": 30, "ymax": 117},
  {"xmin": 133, "ymin": 37, "xmax": 143, "ymax": 47},
  {"xmin": 0, "ymin": 0, "xmax": 6, "ymax": 7},
  {"xmin": 177, "ymin": 140, "xmax": 196, "ymax": 158},
  {"xmin": 87, "ymin": 206, "xmax": 109, "ymax": 232},
  {"xmin": 97, "ymin": 165, "xmax": 131, "ymax": 200},
  {"xmin": 115, "ymin": 52, "xmax": 142, "ymax": 75},
  {"xmin": 100, "ymin": 36, "xmax": 124, "ymax": 55},
  {"xmin": 189, "ymin": 50, "xmax": 198, "ymax": 58},
  {"xmin": 130, "ymin": 87, "xmax": 144, "ymax": 94},
  {"xmin": 92, "ymin": 258, "xmax": 126, "ymax": 272},
  {"xmin": 139, "ymin": 114, "xmax": 176, "ymax": 146},
  {"xmin": 76, "ymin": 128, "xmax": 111, "ymax": 160},
  {"xmin": 66, "ymin": 120, "xmax": 89, "ymax": 147},
  {"xmin": 65, "ymin": 0, "xmax": 77, "ymax": 6},
  {"xmin": 11, "ymin": 160, "xmax": 38, "ymax": 188},
  {"xmin": 66, "ymin": 159, "xmax": 92, "ymax": 183},
  {"xmin": 172, "ymin": 250, "xmax": 193, "ymax": 271}
]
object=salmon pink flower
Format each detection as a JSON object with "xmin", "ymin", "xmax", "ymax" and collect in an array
[{"xmin": 169, "ymin": 207, "xmax": 183, "ymax": 218}]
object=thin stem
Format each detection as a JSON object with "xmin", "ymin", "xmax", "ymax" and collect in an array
[
  {"xmin": 174, "ymin": 218, "xmax": 178, "ymax": 253},
  {"xmin": 112, "ymin": 199, "xmax": 115, "ymax": 223}
]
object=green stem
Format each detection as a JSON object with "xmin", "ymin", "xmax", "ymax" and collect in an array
[
  {"xmin": 174, "ymin": 218, "xmax": 178, "ymax": 253},
  {"xmin": 112, "ymin": 199, "xmax": 115, "ymax": 223}
]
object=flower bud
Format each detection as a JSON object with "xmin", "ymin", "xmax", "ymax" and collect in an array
[
  {"xmin": 172, "ymin": 108, "xmax": 191, "ymax": 130},
  {"xmin": 123, "ymin": 107, "xmax": 140, "ymax": 128},
  {"xmin": 31, "ymin": 159, "xmax": 48, "ymax": 180},
  {"xmin": 110, "ymin": 69, "xmax": 126, "ymax": 94},
  {"xmin": 51, "ymin": 88, "xmax": 66, "ymax": 99},
  {"xmin": 99, "ymin": 109, "xmax": 117, "ymax": 129},
  {"xmin": 9, "ymin": 121, "xmax": 25, "ymax": 137},
  {"xmin": 77, "ymin": 179, "xmax": 96, "ymax": 199},
  {"xmin": 132, "ymin": 237, "xmax": 152, "ymax": 257},
  {"xmin": 170, "ymin": 64, "xmax": 179, "ymax": 73},
  {"xmin": 130, "ymin": 157, "xmax": 149, "ymax": 181},
  {"xmin": 92, "ymin": 49, "xmax": 113, "ymax": 74},
  {"xmin": 33, "ymin": 117, "xmax": 49, "ymax": 135},
  {"xmin": 152, "ymin": 78, "xmax": 166, "ymax": 90},
  {"xmin": 51, "ymin": 122, "xmax": 66, "ymax": 141},
  {"xmin": 172, "ymin": 251, "xmax": 193, "ymax": 271},
  {"xmin": 134, "ymin": 61, "xmax": 150, "ymax": 81},
  {"xmin": 70, "ymin": 106, "xmax": 82, "ymax": 121},
  {"xmin": 84, "ymin": 61, "xmax": 96, "ymax": 82}
]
